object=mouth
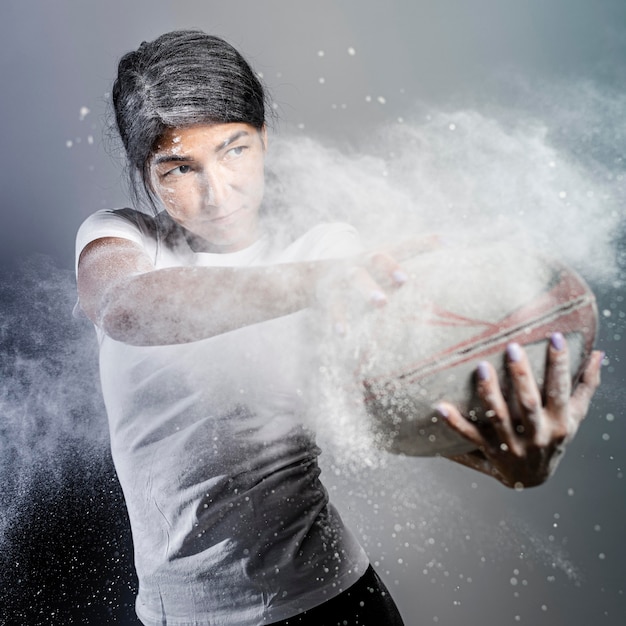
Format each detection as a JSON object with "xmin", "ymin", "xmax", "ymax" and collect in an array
[{"xmin": 209, "ymin": 208, "xmax": 245, "ymax": 224}]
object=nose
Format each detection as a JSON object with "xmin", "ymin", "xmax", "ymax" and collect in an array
[{"xmin": 201, "ymin": 169, "xmax": 231, "ymax": 209}]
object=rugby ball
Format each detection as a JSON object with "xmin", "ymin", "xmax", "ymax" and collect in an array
[{"xmin": 347, "ymin": 243, "xmax": 598, "ymax": 457}]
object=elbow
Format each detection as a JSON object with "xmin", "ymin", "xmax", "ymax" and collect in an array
[
  {"xmin": 99, "ymin": 300, "xmax": 147, "ymax": 345},
  {"xmin": 96, "ymin": 275, "xmax": 161, "ymax": 345}
]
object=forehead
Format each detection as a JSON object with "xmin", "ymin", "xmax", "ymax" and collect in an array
[{"xmin": 153, "ymin": 122, "xmax": 257, "ymax": 155}]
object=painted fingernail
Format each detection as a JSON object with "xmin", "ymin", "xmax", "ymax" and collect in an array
[
  {"xmin": 477, "ymin": 361, "xmax": 490, "ymax": 381},
  {"xmin": 550, "ymin": 331, "xmax": 565, "ymax": 351},
  {"xmin": 369, "ymin": 290, "xmax": 388, "ymax": 305},
  {"xmin": 436, "ymin": 403, "xmax": 449, "ymax": 418},
  {"xmin": 599, "ymin": 351, "xmax": 606, "ymax": 365},
  {"xmin": 507, "ymin": 342, "xmax": 522, "ymax": 363},
  {"xmin": 392, "ymin": 270, "xmax": 409, "ymax": 285}
]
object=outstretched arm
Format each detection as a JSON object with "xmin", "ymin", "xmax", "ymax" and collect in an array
[
  {"xmin": 77, "ymin": 236, "xmax": 425, "ymax": 346},
  {"xmin": 438, "ymin": 335, "xmax": 603, "ymax": 488}
]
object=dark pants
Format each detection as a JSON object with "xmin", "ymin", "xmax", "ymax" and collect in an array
[{"xmin": 269, "ymin": 565, "xmax": 405, "ymax": 626}]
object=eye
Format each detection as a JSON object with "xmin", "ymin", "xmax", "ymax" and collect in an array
[
  {"xmin": 170, "ymin": 164, "xmax": 192, "ymax": 176},
  {"xmin": 224, "ymin": 145, "xmax": 247, "ymax": 160}
]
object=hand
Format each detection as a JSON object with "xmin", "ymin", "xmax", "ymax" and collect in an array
[
  {"xmin": 437, "ymin": 334, "xmax": 604, "ymax": 489},
  {"xmin": 316, "ymin": 235, "xmax": 442, "ymax": 335}
]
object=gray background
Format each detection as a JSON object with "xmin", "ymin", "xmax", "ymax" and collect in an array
[{"xmin": 1, "ymin": 1, "xmax": 625, "ymax": 625}]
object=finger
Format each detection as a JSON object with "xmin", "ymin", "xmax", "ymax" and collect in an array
[
  {"xmin": 475, "ymin": 360, "xmax": 523, "ymax": 455},
  {"xmin": 544, "ymin": 332, "xmax": 572, "ymax": 426},
  {"xmin": 506, "ymin": 342, "xmax": 544, "ymax": 440},
  {"xmin": 569, "ymin": 349, "xmax": 603, "ymax": 424},
  {"xmin": 348, "ymin": 265, "xmax": 389, "ymax": 308},
  {"xmin": 321, "ymin": 263, "xmax": 389, "ymax": 310},
  {"xmin": 321, "ymin": 265, "xmax": 388, "ymax": 335},
  {"xmin": 365, "ymin": 251, "xmax": 409, "ymax": 287},
  {"xmin": 436, "ymin": 402, "xmax": 493, "ymax": 453}
]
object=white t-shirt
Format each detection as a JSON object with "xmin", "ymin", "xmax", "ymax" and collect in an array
[{"xmin": 75, "ymin": 209, "xmax": 369, "ymax": 626}]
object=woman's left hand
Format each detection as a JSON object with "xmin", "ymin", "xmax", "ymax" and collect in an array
[{"xmin": 437, "ymin": 333, "xmax": 604, "ymax": 489}]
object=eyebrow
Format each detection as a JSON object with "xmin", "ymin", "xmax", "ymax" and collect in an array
[
  {"xmin": 153, "ymin": 130, "xmax": 251, "ymax": 166},
  {"xmin": 153, "ymin": 154, "xmax": 192, "ymax": 166},
  {"xmin": 217, "ymin": 129, "xmax": 250, "ymax": 151}
]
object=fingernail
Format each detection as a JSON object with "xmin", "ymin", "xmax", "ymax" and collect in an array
[
  {"xmin": 550, "ymin": 331, "xmax": 565, "ymax": 351},
  {"xmin": 477, "ymin": 361, "xmax": 490, "ymax": 381},
  {"xmin": 599, "ymin": 351, "xmax": 606, "ymax": 365},
  {"xmin": 392, "ymin": 270, "xmax": 408, "ymax": 285},
  {"xmin": 507, "ymin": 342, "xmax": 522, "ymax": 363},
  {"xmin": 436, "ymin": 403, "xmax": 449, "ymax": 418},
  {"xmin": 369, "ymin": 290, "xmax": 388, "ymax": 305}
]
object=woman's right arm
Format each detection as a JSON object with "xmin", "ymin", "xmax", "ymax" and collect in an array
[{"xmin": 76, "ymin": 236, "xmax": 409, "ymax": 346}]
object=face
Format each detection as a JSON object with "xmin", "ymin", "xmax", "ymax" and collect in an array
[{"xmin": 149, "ymin": 122, "xmax": 267, "ymax": 253}]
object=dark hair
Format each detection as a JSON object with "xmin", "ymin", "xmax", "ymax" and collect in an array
[{"xmin": 112, "ymin": 30, "xmax": 269, "ymax": 208}]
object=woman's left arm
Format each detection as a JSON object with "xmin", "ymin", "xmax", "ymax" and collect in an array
[{"xmin": 438, "ymin": 334, "xmax": 604, "ymax": 488}]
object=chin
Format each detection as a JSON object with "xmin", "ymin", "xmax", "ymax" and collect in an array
[{"xmin": 202, "ymin": 229, "xmax": 257, "ymax": 252}]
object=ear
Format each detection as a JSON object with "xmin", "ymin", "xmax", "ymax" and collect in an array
[{"xmin": 259, "ymin": 125, "xmax": 268, "ymax": 151}]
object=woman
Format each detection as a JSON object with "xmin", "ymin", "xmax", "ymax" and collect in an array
[{"xmin": 75, "ymin": 30, "xmax": 602, "ymax": 626}]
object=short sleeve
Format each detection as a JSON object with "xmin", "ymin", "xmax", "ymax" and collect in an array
[
  {"xmin": 309, "ymin": 223, "xmax": 364, "ymax": 259},
  {"xmin": 280, "ymin": 223, "xmax": 364, "ymax": 263},
  {"xmin": 74, "ymin": 208, "xmax": 147, "ymax": 275}
]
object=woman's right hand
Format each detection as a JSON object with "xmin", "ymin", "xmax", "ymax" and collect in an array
[
  {"xmin": 314, "ymin": 252, "xmax": 407, "ymax": 336},
  {"xmin": 315, "ymin": 234, "xmax": 442, "ymax": 336}
]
